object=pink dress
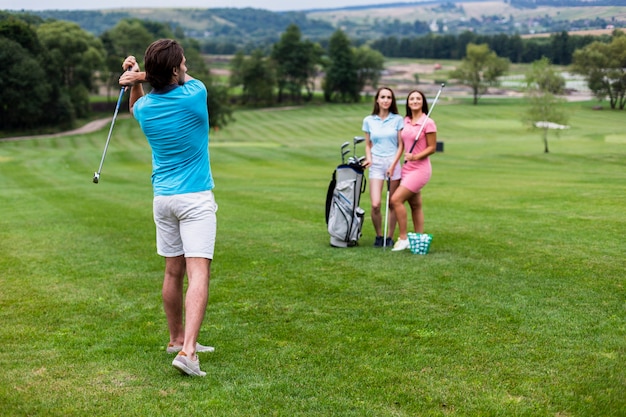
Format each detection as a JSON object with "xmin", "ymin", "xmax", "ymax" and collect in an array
[{"xmin": 400, "ymin": 115, "xmax": 437, "ymax": 193}]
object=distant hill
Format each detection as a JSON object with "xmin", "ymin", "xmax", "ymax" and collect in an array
[{"xmin": 10, "ymin": 0, "xmax": 625, "ymax": 52}]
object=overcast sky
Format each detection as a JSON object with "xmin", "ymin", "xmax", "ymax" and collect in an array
[{"xmin": 1, "ymin": 0, "xmax": 408, "ymax": 12}]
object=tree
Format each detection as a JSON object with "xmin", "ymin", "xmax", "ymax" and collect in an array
[
  {"xmin": 0, "ymin": 17, "xmax": 53, "ymax": 130},
  {"xmin": 449, "ymin": 43, "xmax": 510, "ymax": 105},
  {"xmin": 353, "ymin": 45, "xmax": 385, "ymax": 94},
  {"xmin": 271, "ymin": 24, "xmax": 322, "ymax": 103},
  {"xmin": 323, "ymin": 29, "xmax": 359, "ymax": 103},
  {"xmin": 205, "ymin": 76, "xmax": 233, "ymax": 131},
  {"xmin": 0, "ymin": 37, "xmax": 50, "ymax": 130},
  {"xmin": 231, "ymin": 49, "xmax": 276, "ymax": 107},
  {"xmin": 571, "ymin": 30, "xmax": 626, "ymax": 110},
  {"xmin": 522, "ymin": 57, "xmax": 569, "ymax": 153},
  {"xmin": 37, "ymin": 20, "xmax": 106, "ymax": 120},
  {"xmin": 100, "ymin": 19, "xmax": 156, "ymax": 100},
  {"xmin": 0, "ymin": 15, "xmax": 43, "ymax": 55},
  {"xmin": 550, "ymin": 31, "xmax": 573, "ymax": 65},
  {"xmin": 229, "ymin": 50, "xmax": 246, "ymax": 89}
]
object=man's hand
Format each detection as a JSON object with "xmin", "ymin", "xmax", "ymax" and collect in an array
[
  {"xmin": 122, "ymin": 56, "xmax": 139, "ymax": 72},
  {"xmin": 119, "ymin": 56, "xmax": 143, "ymax": 87}
]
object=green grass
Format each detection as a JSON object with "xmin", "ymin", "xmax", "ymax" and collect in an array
[{"xmin": 0, "ymin": 99, "xmax": 624, "ymax": 416}]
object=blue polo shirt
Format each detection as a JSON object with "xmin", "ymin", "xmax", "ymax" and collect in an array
[
  {"xmin": 133, "ymin": 79, "xmax": 214, "ymax": 196},
  {"xmin": 362, "ymin": 113, "xmax": 404, "ymax": 157}
]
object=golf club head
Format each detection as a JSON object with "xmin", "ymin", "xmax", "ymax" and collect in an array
[
  {"xmin": 353, "ymin": 136, "xmax": 365, "ymax": 145},
  {"xmin": 93, "ymin": 172, "xmax": 100, "ymax": 184},
  {"xmin": 341, "ymin": 149, "xmax": 350, "ymax": 163},
  {"xmin": 341, "ymin": 141, "xmax": 350, "ymax": 150}
]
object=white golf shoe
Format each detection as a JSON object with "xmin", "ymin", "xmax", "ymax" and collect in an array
[{"xmin": 391, "ymin": 238, "xmax": 410, "ymax": 251}]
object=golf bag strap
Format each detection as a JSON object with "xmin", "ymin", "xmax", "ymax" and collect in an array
[{"xmin": 325, "ymin": 170, "xmax": 337, "ymax": 225}]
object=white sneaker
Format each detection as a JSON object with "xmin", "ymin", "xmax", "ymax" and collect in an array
[
  {"xmin": 391, "ymin": 238, "xmax": 410, "ymax": 251},
  {"xmin": 167, "ymin": 342, "xmax": 215, "ymax": 354},
  {"xmin": 172, "ymin": 352, "xmax": 206, "ymax": 377}
]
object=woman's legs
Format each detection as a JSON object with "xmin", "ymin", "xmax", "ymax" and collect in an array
[
  {"xmin": 369, "ymin": 178, "xmax": 383, "ymax": 238},
  {"xmin": 407, "ymin": 192, "xmax": 424, "ymax": 233},
  {"xmin": 386, "ymin": 179, "xmax": 401, "ymax": 240},
  {"xmin": 389, "ymin": 185, "xmax": 416, "ymax": 241}
]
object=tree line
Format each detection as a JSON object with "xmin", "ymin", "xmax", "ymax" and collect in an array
[
  {"xmin": 0, "ymin": 12, "xmax": 232, "ymax": 132},
  {"xmin": 370, "ymin": 31, "xmax": 608, "ymax": 65},
  {"xmin": 1, "ymin": 11, "xmax": 625, "ymax": 133},
  {"xmin": 229, "ymin": 25, "xmax": 385, "ymax": 106},
  {"xmin": 20, "ymin": 5, "xmax": 624, "ymax": 57},
  {"xmin": 0, "ymin": 13, "xmax": 386, "ymax": 131}
]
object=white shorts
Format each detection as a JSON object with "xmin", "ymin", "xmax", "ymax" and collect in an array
[
  {"xmin": 153, "ymin": 190, "xmax": 218, "ymax": 259},
  {"xmin": 369, "ymin": 155, "xmax": 401, "ymax": 180}
]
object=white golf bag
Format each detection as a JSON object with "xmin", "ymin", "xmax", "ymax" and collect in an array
[{"xmin": 325, "ymin": 162, "xmax": 366, "ymax": 247}]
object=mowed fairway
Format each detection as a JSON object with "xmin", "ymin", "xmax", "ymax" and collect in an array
[{"xmin": 0, "ymin": 98, "xmax": 624, "ymax": 416}]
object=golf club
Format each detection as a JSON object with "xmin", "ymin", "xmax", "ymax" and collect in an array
[
  {"xmin": 93, "ymin": 70, "xmax": 130, "ymax": 184},
  {"xmin": 353, "ymin": 136, "xmax": 365, "ymax": 156},
  {"xmin": 342, "ymin": 149, "xmax": 351, "ymax": 164},
  {"xmin": 407, "ymin": 83, "xmax": 445, "ymax": 155},
  {"xmin": 340, "ymin": 141, "xmax": 350, "ymax": 164},
  {"xmin": 383, "ymin": 175, "xmax": 390, "ymax": 249}
]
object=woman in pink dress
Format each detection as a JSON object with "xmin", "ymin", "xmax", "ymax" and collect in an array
[{"xmin": 389, "ymin": 90, "xmax": 438, "ymax": 251}]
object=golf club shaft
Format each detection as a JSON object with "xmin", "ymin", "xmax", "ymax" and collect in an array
[
  {"xmin": 94, "ymin": 68, "xmax": 131, "ymax": 183},
  {"xmin": 408, "ymin": 83, "xmax": 444, "ymax": 154},
  {"xmin": 95, "ymin": 86, "xmax": 125, "ymax": 176},
  {"xmin": 383, "ymin": 176, "xmax": 390, "ymax": 248}
]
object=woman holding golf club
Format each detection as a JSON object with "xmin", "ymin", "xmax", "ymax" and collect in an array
[
  {"xmin": 390, "ymin": 89, "xmax": 438, "ymax": 251},
  {"xmin": 361, "ymin": 87, "xmax": 404, "ymax": 248}
]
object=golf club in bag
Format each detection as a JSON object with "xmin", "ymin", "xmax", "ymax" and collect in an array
[
  {"xmin": 340, "ymin": 141, "xmax": 350, "ymax": 163},
  {"xmin": 93, "ymin": 72, "xmax": 129, "ymax": 184},
  {"xmin": 407, "ymin": 83, "xmax": 445, "ymax": 155},
  {"xmin": 325, "ymin": 137, "xmax": 367, "ymax": 247}
]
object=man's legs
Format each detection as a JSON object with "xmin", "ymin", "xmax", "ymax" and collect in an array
[
  {"xmin": 163, "ymin": 256, "xmax": 211, "ymax": 358},
  {"xmin": 181, "ymin": 257, "xmax": 211, "ymax": 359},
  {"xmin": 163, "ymin": 255, "xmax": 186, "ymax": 347}
]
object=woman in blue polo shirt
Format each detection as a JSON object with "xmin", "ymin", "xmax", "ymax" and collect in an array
[{"xmin": 361, "ymin": 87, "xmax": 404, "ymax": 247}]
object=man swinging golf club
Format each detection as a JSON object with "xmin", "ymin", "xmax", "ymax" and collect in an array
[{"xmin": 119, "ymin": 39, "xmax": 217, "ymax": 377}]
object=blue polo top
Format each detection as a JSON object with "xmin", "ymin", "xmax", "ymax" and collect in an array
[
  {"xmin": 362, "ymin": 113, "xmax": 404, "ymax": 157},
  {"xmin": 133, "ymin": 79, "xmax": 214, "ymax": 196}
]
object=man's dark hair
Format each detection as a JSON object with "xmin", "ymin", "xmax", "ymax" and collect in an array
[{"xmin": 144, "ymin": 39, "xmax": 184, "ymax": 90}]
